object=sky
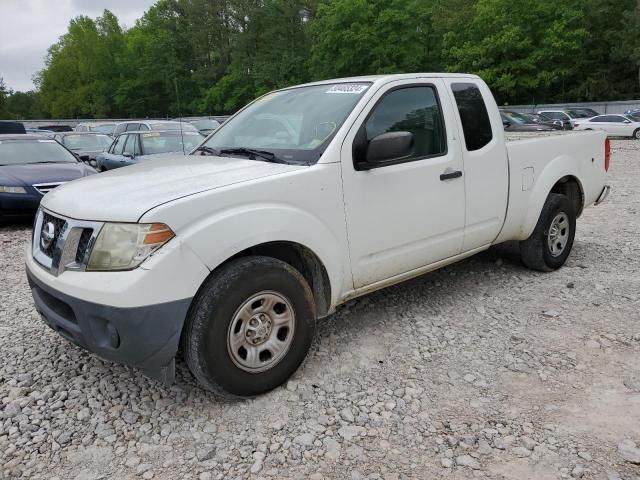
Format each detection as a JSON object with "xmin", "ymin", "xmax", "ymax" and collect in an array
[{"xmin": 0, "ymin": 0, "xmax": 157, "ymax": 92}]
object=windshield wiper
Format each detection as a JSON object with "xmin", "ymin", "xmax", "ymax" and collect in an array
[
  {"xmin": 219, "ymin": 147, "xmax": 286, "ymax": 164},
  {"xmin": 193, "ymin": 145, "xmax": 220, "ymax": 156}
]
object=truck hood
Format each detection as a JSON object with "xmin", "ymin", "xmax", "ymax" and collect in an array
[{"xmin": 42, "ymin": 154, "xmax": 306, "ymax": 222}]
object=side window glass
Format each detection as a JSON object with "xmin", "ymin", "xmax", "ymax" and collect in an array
[
  {"xmin": 139, "ymin": 124, "xmax": 150, "ymax": 131},
  {"xmin": 112, "ymin": 135, "xmax": 125, "ymax": 155},
  {"xmin": 451, "ymin": 83, "xmax": 493, "ymax": 151},
  {"xmin": 361, "ymin": 86, "xmax": 447, "ymax": 163},
  {"xmin": 126, "ymin": 123, "xmax": 140, "ymax": 132},
  {"xmin": 113, "ymin": 124, "xmax": 126, "ymax": 136},
  {"xmin": 123, "ymin": 135, "xmax": 136, "ymax": 156},
  {"xmin": 131, "ymin": 135, "xmax": 141, "ymax": 155}
]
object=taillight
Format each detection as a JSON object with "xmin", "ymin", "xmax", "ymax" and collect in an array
[{"xmin": 604, "ymin": 138, "xmax": 611, "ymax": 172}]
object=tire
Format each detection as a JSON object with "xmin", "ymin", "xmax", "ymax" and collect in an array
[
  {"xmin": 633, "ymin": 128, "xmax": 640, "ymax": 140},
  {"xmin": 520, "ymin": 193, "xmax": 576, "ymax": 272},
  {"xmin": 182, "ymin": 256, "xmax": 316, "ymax": 397}
]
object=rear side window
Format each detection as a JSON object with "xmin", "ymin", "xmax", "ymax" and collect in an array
[
  {"xmin": 113, "ymin": 124, "xmax": 126, "ymax": 136},
  {"xmin": 451, "ymin": 83, "xmax": 493, "ymax": 151},
  {"xmin": 126, "ymin": 123, "xmax": 141, "ymax": 132}
]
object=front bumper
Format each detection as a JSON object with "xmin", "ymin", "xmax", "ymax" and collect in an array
[
  {"xmin": 0, "ymin": 192, "xmax": 41, "ymax": 217},
  {"xmin": 27, "ymin": 267, "xmax": 191, "ymax": 383}
]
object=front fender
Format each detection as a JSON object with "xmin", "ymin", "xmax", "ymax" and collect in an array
[{"xmin": 176, "ymin": 203, "xmax": 347, "ymax": 307}]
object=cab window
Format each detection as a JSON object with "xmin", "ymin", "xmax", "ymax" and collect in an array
[
  {"xmin": 451, "ymin": 83, "xmax": 493, "ymax": 151},
  {"xmin": 360, "ymin": 86, "xmax": 447, "ymax": 165}
]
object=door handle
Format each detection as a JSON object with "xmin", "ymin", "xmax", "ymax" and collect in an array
[{"xmin": 440, "ymin": 170, "xmax": 463, "ymax": 181}]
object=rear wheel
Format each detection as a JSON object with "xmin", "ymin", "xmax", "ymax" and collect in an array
[
  {"xmin": 520, "ymin": 193, "xmax": 576, "ymax": 272},
  {"xmin": 182, "ymin": 256, "xmax": 316, "ymax": 397}
]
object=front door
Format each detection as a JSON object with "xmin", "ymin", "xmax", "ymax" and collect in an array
[{"xmin": 340, "ymin": 79, "xmax": 466, "ymax": 289}]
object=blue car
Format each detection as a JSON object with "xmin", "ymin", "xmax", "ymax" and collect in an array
[
  {"xmin": 0, "ymin": 135, "xmax": 96, "ymax": 221},
  {"xmin": 96, "ymin": 130, "xmax": 204, "ymax": 171}
]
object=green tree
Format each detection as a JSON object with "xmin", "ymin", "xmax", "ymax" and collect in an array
[
  {"xmin": 39, "ymin": 10, "xmax": 126, "ymax": 117},
  {"xmin": 309, "ymin": 0, "xmax": 437, "ymax": 79},
  {"xmin": 444, "ymin": 0, "xmax": 587, "ymax": 104}
]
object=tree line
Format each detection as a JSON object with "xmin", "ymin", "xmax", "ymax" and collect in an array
[{"xmin": 1, "ymin": 0, "xmax": 639, "ymax": 120}]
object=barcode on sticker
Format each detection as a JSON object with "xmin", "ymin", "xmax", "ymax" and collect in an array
[{"xmin": 326, "ymin": 84, "xmax": 369, "ymax": 94}]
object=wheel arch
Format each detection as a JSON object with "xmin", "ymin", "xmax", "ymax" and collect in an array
[
  {"xmin": 190, "ymin": 240, "xmax": 333, "ymax": 319},
  {"xmin": 226, "ymin": 241, "xmax": 333, "ymax": 317},
  {"xmin": 549, "ymin": 175, "xmax": 584, "ymax": 218}
]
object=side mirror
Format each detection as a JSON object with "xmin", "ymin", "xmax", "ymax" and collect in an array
[
  {"xmin": 123, "ymin": 153, "xmax": 134, "ymax": 159},
  {"xmin": 357, "ymin": 131, "xmax": 413, "ymax": 169},
  {"xmin": 502, "ymin": 120, "xmax": 511, "ymax": 128},
  {"xmin": 89, "ymin": 159, "xmax": 97, "ymax": 167},
  {"xmin": 553, "ymin": 120, "xmax": 562, "ymax": 127},
  {"xmin": 624, "ymin": 119, "xmax": 632, "ymax": 124}
]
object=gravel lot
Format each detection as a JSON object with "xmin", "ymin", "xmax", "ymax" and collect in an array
[{"xmin": 1, "ymin": 140, "xmax": 639, "ymax": 480}]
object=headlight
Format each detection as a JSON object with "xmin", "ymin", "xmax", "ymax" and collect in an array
[
  {"xmin": 87, "ymin": 223, "xmax": 175, "ymax": 271},
  {"xmin": 0, "ymin": 186, "xmax": 27, "ymax": 194}
]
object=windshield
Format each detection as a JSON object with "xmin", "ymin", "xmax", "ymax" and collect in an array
[
  {"xmin": 566, "ymin": 110, "xmax": 591, "ymax": 118},
  {"xmin": 502, "ymin": 111, "xmax": 533, "ymax": 124},
  {"xmin": 200, "ymin": 82, "xmax": 371, "ymax": 164},
  {"xmin": 92, "ymin": 124, "xmax": 116, "ymax": 135},
  {"xmin": 62, "ymin": 134, "xmax": 112, "ymax": 150},
  {"xmin": 141, "ymin": 132, "xmax": 204, "ymax": 155},
  {"xmin": 0, "ymin": 139, "xmax": 78, "ymax": 165},
  {"xmin": 191, "ymin": 119, "xmax": 220, "ymax": 130},
  {"xmin": 148, "ymin": 122, "xmax": 198, "ymax": 133}
]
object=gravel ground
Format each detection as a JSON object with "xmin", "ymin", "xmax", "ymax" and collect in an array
[{"xmin": 1, "ymin": 140, "xmax": 639, "ymax": 480}]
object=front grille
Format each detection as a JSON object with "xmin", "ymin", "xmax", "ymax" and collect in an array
[
  {"xmin": 75, "ymin": 229, "xmax": 94, "ymax": 263},
  {"xmin": 40, "ymin": 212, "xmax": 67, "ymax": 258},
  {"xmin": 33, "ymin": 182, "xmax": 65, "ymax": 195},
  {"xmin": 33, "ymin": 209, "xmax": 103, "ymax": 276}
]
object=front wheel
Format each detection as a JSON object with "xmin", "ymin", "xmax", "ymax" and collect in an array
[
  {"xmin": 182, "ymin": 256, "xmax": 316, "ymax": 397},
  {"xmin": 520, "ymin": 193, "xmax": 576, "ymax": 272},
  {"xmin": 633, "ymin": 128, "xmax": 640, "ymax": 140}
]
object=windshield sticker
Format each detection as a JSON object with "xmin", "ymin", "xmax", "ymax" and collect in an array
[
  {"xmin": 326, "ymin": 84, "xmax": 369, "ymax": 94},
  {"xmin": 143, "ymin": 132, "xmax": 161, "ymax": 137}
]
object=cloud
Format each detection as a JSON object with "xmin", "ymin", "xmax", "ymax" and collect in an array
[{"xmin": 0, "ymin": 0, "xmax": 156, "ymax": 92}]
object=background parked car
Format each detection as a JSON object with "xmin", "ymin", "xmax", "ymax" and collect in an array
[
  {"xmin": 571, "ymin": 108, "xmax": 600, "ymax": 118},
  {"xmin": 53, "ymin": 132, "xmax": 113, "ymax": 167},
  {"xmin": 25, "ymin": 128, "xmax": 55, "ymax": 138},
  {"xmin": 626, "ymin": 111, "xmax": 640, "ymax": 122},
  {"xmin": 0, "ymin": 135, "xmax": 96, "ymax": 220},
  {"xmin": 112, "ymin": 120, "xmax": 199, "ymax": 137},
  {"xmin": 75, "ymin": 122, "xmax": 117, "ymax": 136},
  {"xmin": 172, "ymin": 118, "xmax": 221, "ymax": 136},
  {"xmin": 536, "ymin": 109, "xmax": 600, "ymax": 129},
  {"xmin": 573, "ymin": 114, "xmax": 640, "ymax": 139},
  {"xmin": 96, "ymin": 130, "xmax": 204, "ymax": 171},
  {"xmin": 37, "ymin": 125, "xmax": 73, "ymax": 132},
  {"xmin": 500, "ymin": 110, "xmax": 558, "ymax": 131},
  {"xmin": 0, "ymin": 121, "xmax": 26, "ymax": 134}
]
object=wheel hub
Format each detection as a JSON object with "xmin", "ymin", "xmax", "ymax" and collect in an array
[
  {"xmin": 547, "ymin": 212, "xmax": 570, "ymax": 257},
  {"xmin": 227, "ymin": 291, "xmax": 295, "ymax": 373},
  {"xmin": 245, "ymin": 314, "xmax": 273, "ymax": 345}
]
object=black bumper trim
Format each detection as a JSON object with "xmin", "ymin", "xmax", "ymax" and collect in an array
[{"xmin": 27, "ymin": 267, "xmax": 192, "ymax": 384}]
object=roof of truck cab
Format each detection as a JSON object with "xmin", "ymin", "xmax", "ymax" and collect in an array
[{"xmin": 294, "ymin": 73, "xmax": 481, "ymax": 88}]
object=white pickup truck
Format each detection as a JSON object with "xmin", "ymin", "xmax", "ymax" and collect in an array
[{"xmin": 26, "ymin": 74, "xmax": 610, "ymax": 397}]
